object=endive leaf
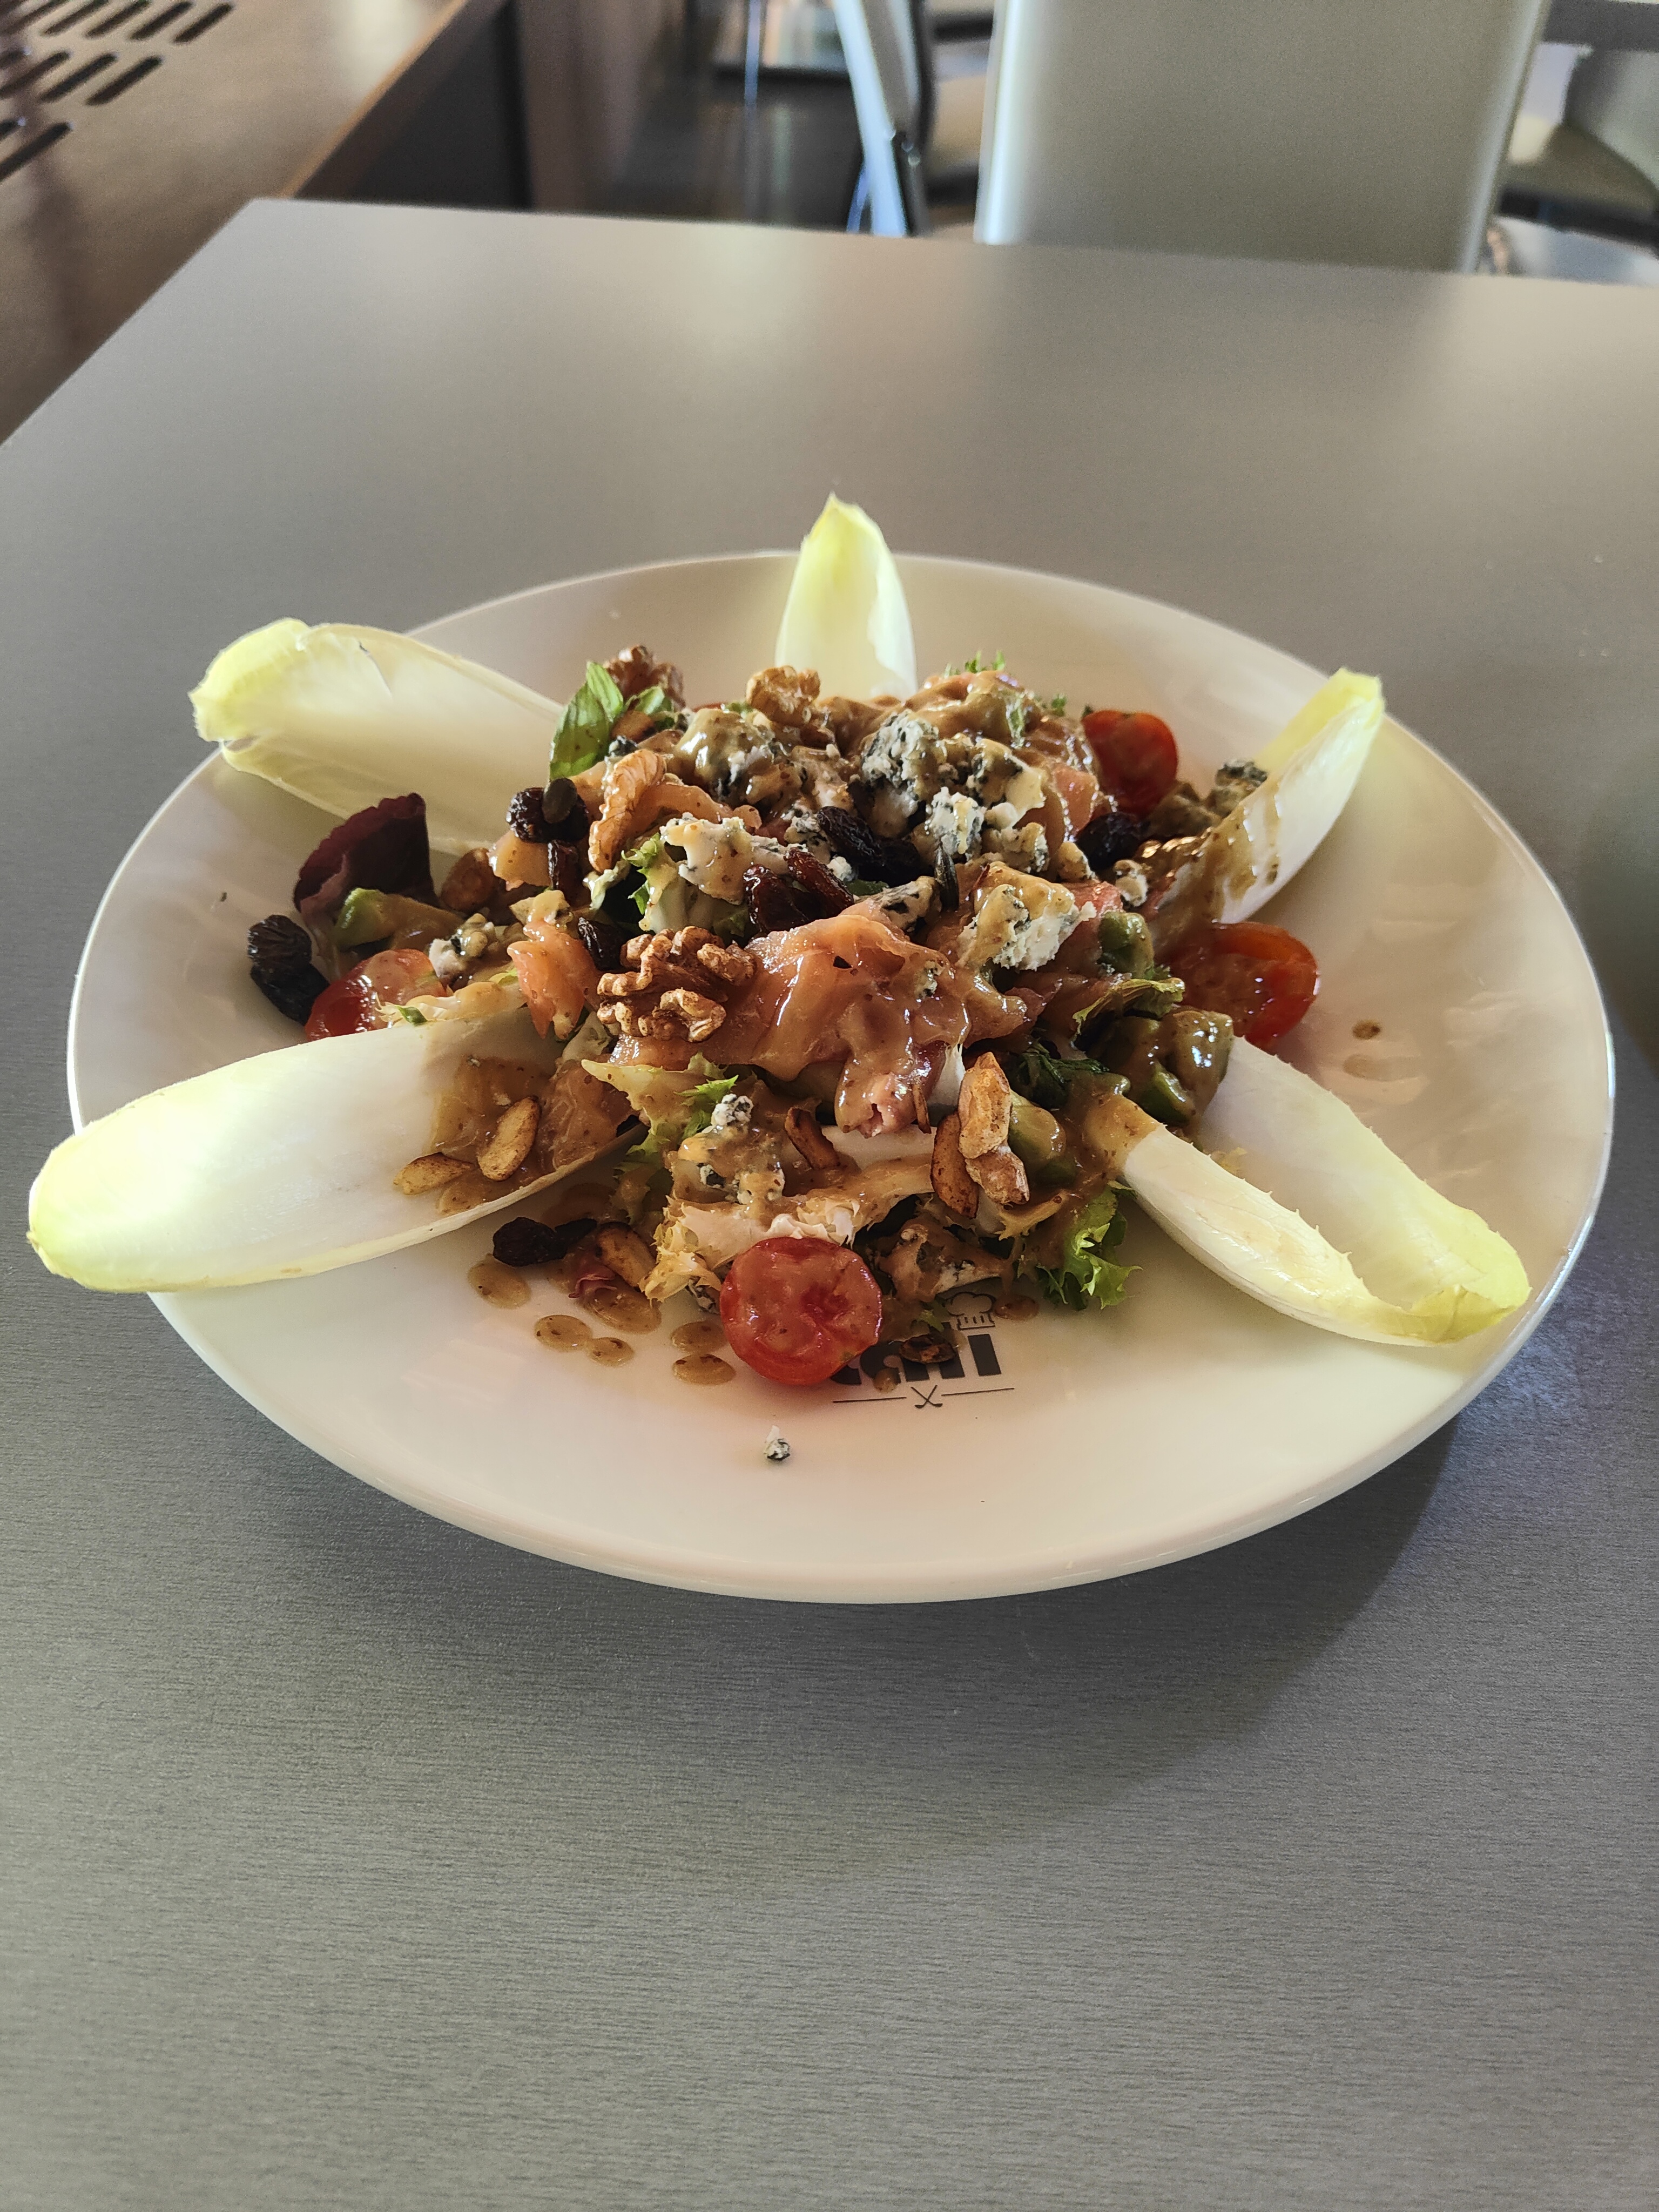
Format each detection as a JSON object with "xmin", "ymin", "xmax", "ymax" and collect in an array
[
  {"xmin": 1149, "ymin": 669, "xmax": 1385, "ymax": 948},
  {"xmin": 28, "ymin": 1002, "xmax": 599, "ymax": 1293},
  {"xmin": 192, "ymin": 621, "xmax": 563, "ymax": 854},
  {"xmin": 1094, "ymin": 1040, "xmax": 1529, "ymax": 1344},
  {"xmin": 775, "ymin": 495, "xmax": 918, "ymax": 699}
]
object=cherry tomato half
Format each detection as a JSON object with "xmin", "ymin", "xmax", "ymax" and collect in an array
[
  {"xmin": 1168, "ymin": 922, "xmax": 1319, "ymax": 1048},
  {"xmin": 304, "ymin": 949, "xmax": 441, "ymax": 1041},
  {"xmin": 719, "ymin": 1237, "xmax": 885, "ymax": 1387},
  {"xmin": 1082, "ymin": 710, "xmax": 1179, "ymax": 815}
]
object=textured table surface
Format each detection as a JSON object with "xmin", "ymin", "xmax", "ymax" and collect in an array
[{"xmin": 4, "ymin": 202, "xmax": 1655, "ymax": 2210}]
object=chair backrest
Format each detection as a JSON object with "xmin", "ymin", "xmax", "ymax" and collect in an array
[
  {"xmin": 834, "ymin": 0, "xmax": 937, "ymax": 233},
  {"xmin": 1567, "ymin": 50, "xmax": 1659, "ymax": 192},
  {"xmin": 976, "ymin": 0, "xmax": 1549, "ymax": 271}
]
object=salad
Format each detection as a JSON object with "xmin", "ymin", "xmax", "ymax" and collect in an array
[{"xmin": 29, "ymin": 500, "xmax": 1529, "ymax": 1390}]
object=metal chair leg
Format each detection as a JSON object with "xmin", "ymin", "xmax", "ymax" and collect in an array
[{"xmin": 744, "ymin": 0, "xmax": 765, "ymax": 105}]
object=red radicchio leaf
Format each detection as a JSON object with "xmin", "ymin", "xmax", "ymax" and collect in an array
[{"xmin": 293, "ymin": 794, "xmax": 435, "ymax": 918}]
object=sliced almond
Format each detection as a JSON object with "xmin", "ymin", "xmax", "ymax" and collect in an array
[
  {"xmin": 596, "ymin": 1223, "xmax": 656, "ymax": 1289},
  {"xmin": 957, "ymin": 1053, "xmax": 1013, "ymax": 1158},
  {"xmin": 965, "ymin": 1142, "xmax": 1030, "ymax": 1208},
  {"xmin": 394, "ymin": 1151, "xmax": 469, "ymax": 1195},
  {"xmin": 930, "ymin": 1112, "xmax": 979, "ymax": 1218},
  {"xmin": 476, "ymin": 1095, "xmax": 539, "ymax": 1181},
  {"xmin": 785, "ymin": 1103, "xmax": 838, "ymax": 1172}
]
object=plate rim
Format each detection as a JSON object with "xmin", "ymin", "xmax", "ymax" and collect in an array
[{"xmin": 67, "ymin": 552, "xmax": 1616, "ymax": 1601}]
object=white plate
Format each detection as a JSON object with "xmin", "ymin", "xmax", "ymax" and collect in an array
[{"xmin": 68, "ymin": 556, "xmax": 1613, "ymax": 1602}]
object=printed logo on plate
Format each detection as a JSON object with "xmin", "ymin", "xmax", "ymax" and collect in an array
[{"xmin": 831, "ymin": 1289, "xmax": 1016, "ymax": 1408}]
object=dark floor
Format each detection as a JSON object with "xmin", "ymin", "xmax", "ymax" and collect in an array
[{"xmin": 602, "ymin": 1, "xmax": 864, "ymax": 230}]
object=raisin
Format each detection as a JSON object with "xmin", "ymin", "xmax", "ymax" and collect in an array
[
  {"xmin": 1077, "ymin": 808, "xmax": 1150, "ymax": 876},
  {"xmin": 744, "ymin": 865, "xmax": 815, "ymax": 933},
  {"xmin": 251, "ymin": 962, "xmax": 328, "ymax": 1023},
  {"xmin": 508, "ymin": 787, "xmax": 552, "ymax": 844},
  {"xmin": 492, "ymin": 1215, "xmax": 596, "ymax": 1268},
  {"xmin": 246, "ymin": 914, "xmax": 315, "ymax": 974},
  {"xmin": 934, "ymin": 846, "xmax": 960, "ymax": 912},
  {"xmin": 576, "ymin": 915, "xmax": 624, "ymax": 974},
  {"xmin": 542, "ymin": 779, "xmax": 589, "ymax": 844},
  {"xmin": 552, "ymin": 843, "xmax": 589, "ymax": 903},
  {"xmin": 817, "ymin": 806, "xmax": 923, "ymax": 887},
  {"xmin": 785, "ymin": 846, "xmax": 852, "ymax": 916}
]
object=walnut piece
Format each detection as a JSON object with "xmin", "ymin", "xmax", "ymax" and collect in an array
[
  {"xmin": 440, "ymin": 848, "xmax": 498, "ymax": 913},
  {"xmin": 589, "ymin": 751, "xmax": 666, "ymax": 873},
  {"xmin": 604, "ymin": 643, "xmax": 684, "ymax": 707},
  {"xmin": 587, "ymin": 750, "xmax": 727, "ymax": 874},
  {"xmin": 746, "ymin": 664, "xmax": 820, "ymax": 730},
  {"xmin": 595, "ymin": 927, "xmax": 757, "ymax": 1044}
]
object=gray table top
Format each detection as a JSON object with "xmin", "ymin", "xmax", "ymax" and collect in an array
[{"xmin": 4, "ymin": 201, "xmax": 1655, "ymax": 2210}]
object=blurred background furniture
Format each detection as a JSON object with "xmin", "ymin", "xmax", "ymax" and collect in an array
[
  {"xmin": 0, "ymin": 0, "xmax": 677, "ymax": 444},
  {"xmin": 7, "ymin": 0, "xmax": 1656, "ymax": 443},
  {"xmin": 1543, "ymin": 0, "xmax": 1659, "ymax": 50},
  {"xmin": 973, "ymin": 0, "xmax": 1550, "ymax": 268},
  {"xmin": 1489, "ymin": 204, "xmax": 1659, "ymax": 270},
  {"xmin": 833, "ymin": 0, "xmax": 985, "ymax": 231},
  {"xmin": 1502, "ymin": 49, "xmax": 1659, "ymax": 238}
]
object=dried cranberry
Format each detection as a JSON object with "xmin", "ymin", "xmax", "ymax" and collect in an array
[
  {"xmin": 492, "ymin": 1215, "xmax": 596, "ymax": 1268},
  {"xmin": 1077, "ymin": 808, "xmax": 1150, "ymax": 876},
  {"xmin": 817, "ymin": 806, "xmax": 923, "ymax": 887},
  {"xmin": 576, "ymin": 915, "xmax": 624, "ymax": 974},
  {"xmin": 246, "ymin": 914, "xmax": 315, "ymax": 974},
  {"xmin": 251, "ymin": 962, "xmax": 328, "ymax": 1023},
  {"xmin": 785, "ymin": 846, "xmax": 852, "ymax": 916},
  {"xmin": 542, "ymin": 779, "xmax": 589, "ymax": 844},
  {"xmin": 508, "ymin": 787, "xmax": 552, "ymax": 844},
  {"xmin": 293, "ymin": 794, "xmax": 433, "ymax": 914}
]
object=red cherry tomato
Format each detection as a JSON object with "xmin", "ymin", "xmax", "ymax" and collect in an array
[
  {"xmin": 719, "ymin": 1237, "xmax": 885, "ymax": 1387},
  {"xmin": 1168, "ymin": 922, "xmax": 1319, "ymax": 1048},
  {"xmin": 304, "ymin": 949, "xmax": 441, "ymax": 1041},
  {"xmin": 1082, "ymin": 710, "xmax": 1180, "ymax": 815}
]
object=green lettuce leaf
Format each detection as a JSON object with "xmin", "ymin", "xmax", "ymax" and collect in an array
[
  {"xmin": 627, "ymin": 832, "xmax": 668, "ymax": 920},
  {"xmin": 1004, "ymin": 1038, "xmax": 1112, "ymax": 1111},
  {"xmin": 616, "ymin": 1057, "xmax": 741, "ymax": 1163},
  {"xmin": 1034, "ymin": 1190, "xmax": 1133, "ymax": 1312},
  {"xmin": 549, "ymin": 660, "xmax": 626, "ymax": 780}
]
